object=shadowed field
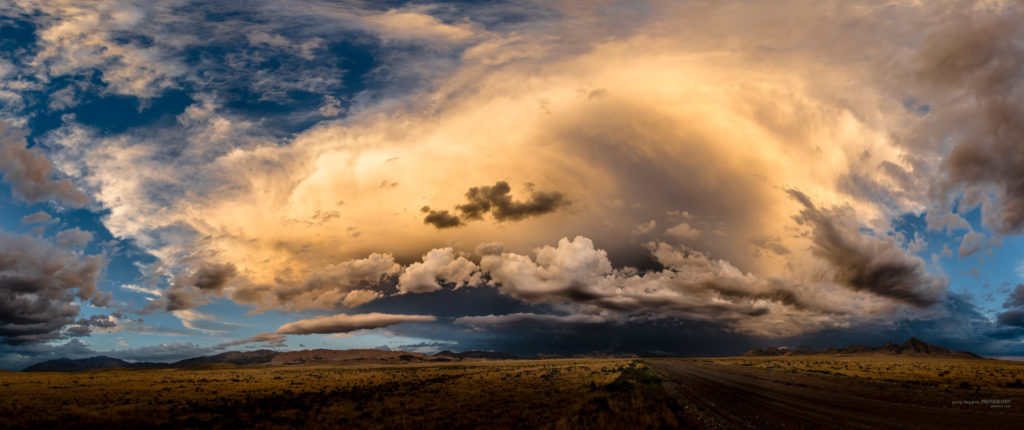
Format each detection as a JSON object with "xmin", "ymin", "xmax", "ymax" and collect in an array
[
  {"xmin": 651, "ymin": 355, "xmax": 1024, "ymax": 429},
  {"xmin": 0, "ymin": 359, "xmax": 685, "ymax": 429}
]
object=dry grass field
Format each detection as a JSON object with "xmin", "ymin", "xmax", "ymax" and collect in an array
[
  {"xmin": 702, "ymin": 354, "xmax": 1024, "ymax": 392},
  {"xmin": 7, "ymin": 355, "xmax": 1024, "ymax": 429},
  {"xmin": 0, "ymin": 359, "xmax": 687, "ymax": 429}
]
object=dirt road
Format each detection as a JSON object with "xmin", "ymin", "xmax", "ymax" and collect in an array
[{"xmin": 648, "ymin": 360, "xmax": 1023, "ymax": 429}]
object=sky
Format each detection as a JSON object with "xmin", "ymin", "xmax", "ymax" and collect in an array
[{"xmin": 3, "ymin": 0, "xmax": 1024, "ymax": 369}]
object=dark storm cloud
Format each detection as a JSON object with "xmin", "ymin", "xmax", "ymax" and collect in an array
[
  {"xmin": 1004, "ymin": 284, "xmax": 1024, "ymax": 309},
  {"xmin": 0, "ymin": 123, "xmax": 90, "ymax": 208},
  {"xmin": 916, "ymin": 13, "xmax": 1024, "ymax": 235},
  {"xmin": 421, "ymin": 207, "xmax": 462, "ymax": 229},
  {"xmin": 460, "ymin": 181, "xmax": 569, "ymax": 221},
  {"xmin": 996, "ymin": 284, "xmax": 1024, "ymax": 327},
  {"xmin": 423, "ymin": 181, "xmax": 569, "ymax": 228},
  {"xmin": 149, "ymin": 262, "xmax": 238, "ymax": 311},
  {"xmin": 440, "ymin": 292, "xmax": 1024, "ymax": 360},
  {"xmin": 193, "ymin": 262, "xmax": 238, "ymax": 292},
  {"xmin": 66, "ymin": 315, "xmax": 117, "ymax": 337},
  {"xmin": 0, "ymin": 232, "xmax": 108, "ymax": 344},
  {"xmin": 997, "ymin": 309, "xmax": 1024, "ymax": 327},
  {"xmin": 788, "ymin": 190, "xmax": 946, "ymax": 307}
]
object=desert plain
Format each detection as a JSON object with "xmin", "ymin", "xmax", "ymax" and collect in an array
[{"xmin": 3, "ymin": 355, "xmax": 1024, "ymax": 429}]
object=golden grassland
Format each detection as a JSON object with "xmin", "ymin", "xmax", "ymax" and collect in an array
[
  {"xmin": 698, "ymin": 354, "xmax": 1024, "ymax": 391},
  {"xmin": 0, "ymin": 359, "xmax": 687, "ymax": 429}
]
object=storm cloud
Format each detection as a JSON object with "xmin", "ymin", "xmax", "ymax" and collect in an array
[
  {"xmin": 788, "ymin": 190, "xmax": 946, "ymax": 307},
  {"xmin": 150, "ymin": 262, "xmax": 239, "ymax": 312},
  {"xmin": 915, "ymin": 11, "xmax": 1024, "ymax": 236},
  {"xmin": 0, "ymin": 232, "xmax": 107, "ymax": 344},
  {"xmin": 4, "ymin": 0, "xmax": 1024, "ymax": 360},
  {"xmin": 423, "ymin": 181, "xmax": 569, "ymax": 229}
]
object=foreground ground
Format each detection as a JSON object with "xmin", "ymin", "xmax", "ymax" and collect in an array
[
  {"xmin": 3, "ymin": 356, "xmax": 1024, "ymax": 429},
  {"xmin": 652, "ymin": 355, "xmax": 1024, "ymax": 429},
  {"xmin": 0, "ymin": 359, "xmax": 683, "ymax": 429}
]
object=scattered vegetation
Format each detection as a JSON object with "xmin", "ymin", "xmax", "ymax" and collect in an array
[
  {"xmin": 705, "ymin": 355, "xmax": 1024, "ymax": 392},
  {"xmin": 0, "ymin": 359, "xmax": 686, "ymax": 429}
]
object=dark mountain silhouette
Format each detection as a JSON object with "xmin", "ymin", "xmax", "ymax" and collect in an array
[
  {"xmin": 171, "ymin": 350, "xmax": 280, "ymax": 367},
  {"xmin": 22, "ymin": 356, "xmax": 166, "ymax": 372},
  {"xmin": 22, "ymin": 348, "xmax": 519, "ymax": 372},
  {"xmin": 743, "ymin": 338, "xmax": 981, "ymax": 359},
  {"xmin": 434, "ymin": 350, "xmax": 519, "ymax": 360}
]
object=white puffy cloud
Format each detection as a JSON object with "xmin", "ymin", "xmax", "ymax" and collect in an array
[
  {"xmin": 665, "ymin": 221, "xmax": 699, "ymax": 241},
  {"xmin": 398, "ymin": 248, "xmax": 482, "ymax": 294}
]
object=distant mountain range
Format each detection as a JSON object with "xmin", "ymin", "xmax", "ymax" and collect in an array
[
  {"xmin": 29, "ymin": 339, "xmax": 969, "ymax": 372},
  {"xmin": 22, "ymin": 349, "xmax": 522, "ymax": 372},
  {"xmin": 742, "ymin": 338, "xmax": 981, "ymax": 359}
]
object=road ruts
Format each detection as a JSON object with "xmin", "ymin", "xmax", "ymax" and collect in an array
[{"xmin": 647, "ymin": 360, "xmax": 1023, "ymax": 430}]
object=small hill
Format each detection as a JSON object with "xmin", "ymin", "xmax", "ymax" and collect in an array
[{"xmin": 744, "ymin": 338, "xmax": 981, "ymax": 359}]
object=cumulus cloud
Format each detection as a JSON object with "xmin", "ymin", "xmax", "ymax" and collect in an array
[
  {"xmin": 55, "ymin": 227, "xmax": 93, "ymax": 248},
  {"xmin": 0, "ymin": 231, "xmax": 107, "ymax": 344},
  {"xmin": 471, "ymin": 245, "xmax": 503, "ymax": 259},
  {"xmin": 397, "ymin": 248, "xmax": 482, "ymax": 294},
  {"xmin": 665, "ymin": 221, "xmax": 699, "ymax": 241},
  {"xmin": 913, "ymin": 8, "xmax": 1024, "ymax": 236},
  {"xmin": 21, "ymin": 211, "xmax": 53, "ymax": 225},
  {"xmin": 0, "ymin": 122, "xmax": 89, "ymax": 207},
  {"xmin": 230, "ymin": 253, "xmax": 401, "ymax": 311},
  {"xmin": 958, "ymin": 231, "xmax": 987, "ymax": 258},
  {"xmin": 476, "ymin": 235, "xmax": 882, "ymax": 337}
]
